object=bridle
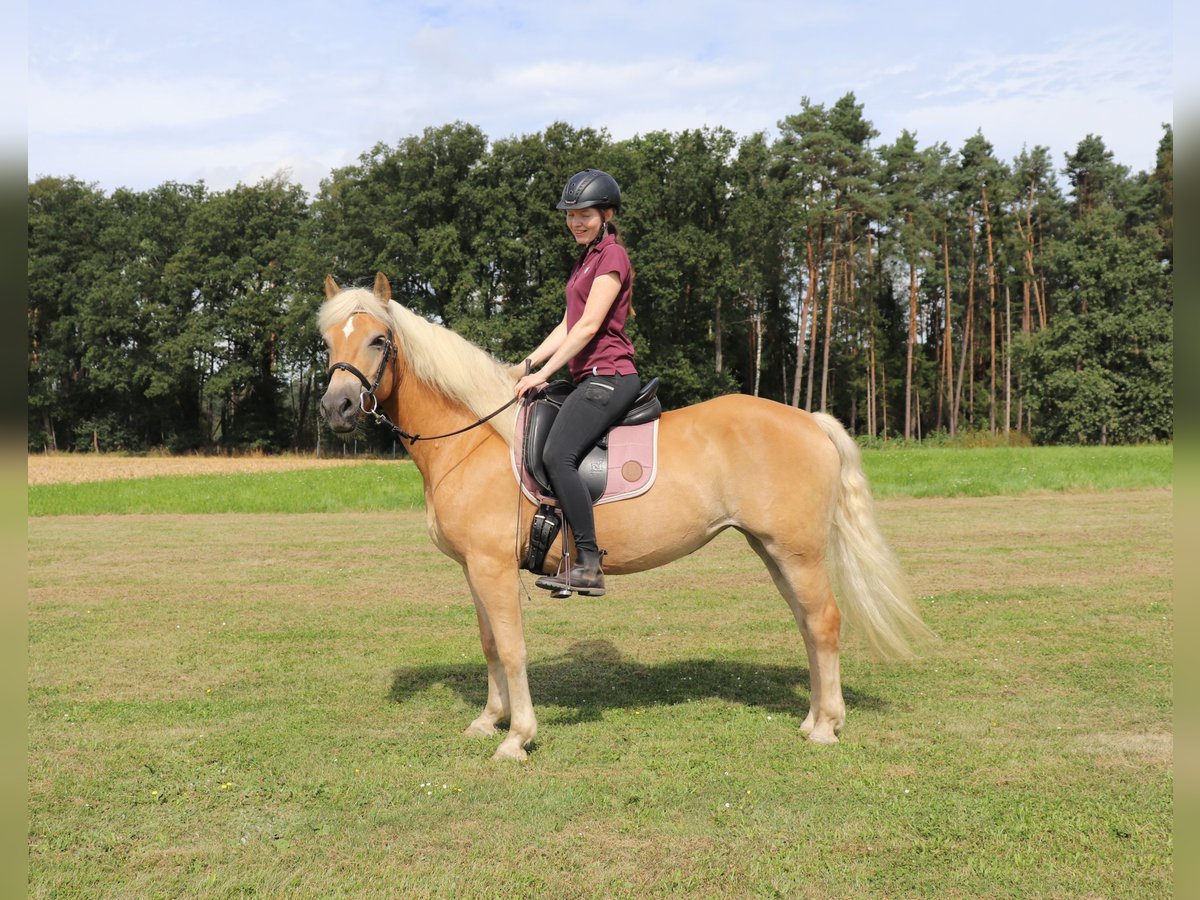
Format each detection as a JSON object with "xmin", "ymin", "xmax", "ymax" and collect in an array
[
  {"xmin": 327, "ymin": 330, "xmax": 395, "ymax": 417},
  {"xmin": 326, "ymin": 328, "xmax": 518, "ymax": 445}
]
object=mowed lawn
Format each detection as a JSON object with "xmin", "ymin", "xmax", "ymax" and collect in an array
[{"xmin": 27, "ymin": 450, "xmax": 1172, "ymax": 897}]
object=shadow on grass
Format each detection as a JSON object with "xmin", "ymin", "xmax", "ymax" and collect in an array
[{"xmin": 389, "ymin": 639, "xmax": 885, "ymax": 725}]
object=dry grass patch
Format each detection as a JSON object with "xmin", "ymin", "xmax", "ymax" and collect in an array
[
  {"xmin": 27, "ymin": 452, "xmax": 362, "ymax": 485},
  {"xmin": 1087, "ymin": 732, "xmax": 1173, "ymax": 769}
]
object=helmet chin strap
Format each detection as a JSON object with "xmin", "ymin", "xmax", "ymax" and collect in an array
[{"xmin": 590, "ymin": 219, "xmax": 609, "ymax": 247}]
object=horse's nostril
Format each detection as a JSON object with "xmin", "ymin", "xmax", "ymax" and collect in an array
[{"xmin": 319, "ymin": 392, "xmax": 354, "ymax": 423}]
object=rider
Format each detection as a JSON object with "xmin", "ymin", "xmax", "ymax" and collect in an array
[{"xmin": 514, "ymin": 169, "xmax": 640, "ymax": 596}]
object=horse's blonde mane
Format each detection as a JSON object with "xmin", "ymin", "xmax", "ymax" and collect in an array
[{"xmin": 318, "ymin": 288, "xmax": 518, "ymax": 446}]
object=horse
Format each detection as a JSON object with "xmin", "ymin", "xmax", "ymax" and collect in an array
[{"xmin": 318, "ymin": 273, "xmax": 930, "ymax": 761}]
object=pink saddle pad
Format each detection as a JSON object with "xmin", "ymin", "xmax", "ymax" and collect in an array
[{"xmin": 512, "ymin": 406, "xmax": 659, "ymax": 506}]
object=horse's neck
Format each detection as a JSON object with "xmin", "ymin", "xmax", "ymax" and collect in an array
[{"xmin": 389, "ymin": 374, "xmax": 500, "ymax": 479}]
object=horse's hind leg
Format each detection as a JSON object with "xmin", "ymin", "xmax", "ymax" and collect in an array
[{"xmin": 745, "ymin": 535, "xmax": 845, "ymax": 743}]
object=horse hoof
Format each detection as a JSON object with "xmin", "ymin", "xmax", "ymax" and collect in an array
[
  {"xmin": 464, "ymin": 720, "xmax": 498, "ymax": 738},
  {"xmin": 807, "ymin": 729, "xmax": 840, "ymax": 745},
  {"xmin": 491, "ymin": 740, "xmax": 529, "ymax": 762}
]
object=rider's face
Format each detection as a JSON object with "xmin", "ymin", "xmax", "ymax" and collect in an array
[{"xmin": 566, "ymin": 207, "xmax": 609, "ymax": 244}]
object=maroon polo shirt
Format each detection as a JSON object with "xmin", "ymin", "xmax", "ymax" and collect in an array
[{"xmin": 565, "ymin": 231, "xmax": 637, "ymax": 381}]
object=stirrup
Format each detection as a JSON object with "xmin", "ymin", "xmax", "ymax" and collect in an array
[{"xmin": 535, "ymin": 564, "xmax": 574, "ymax": 599}]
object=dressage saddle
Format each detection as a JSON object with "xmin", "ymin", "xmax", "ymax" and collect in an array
[
  {"xmin": 522, "ymin": 377, "xmax": 662, "ymax": 502},
  {"xmin": 520, "ymin": 377, "xmax": 661, "ymax": 576}
]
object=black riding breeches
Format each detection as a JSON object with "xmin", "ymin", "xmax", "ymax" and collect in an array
[{"xmin": 541, "ymin": 373, "xmax": 641, "ymax": 556}]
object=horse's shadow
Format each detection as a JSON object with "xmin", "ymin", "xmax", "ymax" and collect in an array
[{"xmin": 389, "ymin": 639, "xmax": 885, "ymax": 725}]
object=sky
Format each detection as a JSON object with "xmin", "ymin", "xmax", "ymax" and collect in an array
[{"xmin": 25, "ymin": 0, "xmax": 1177, "ymax": 197}]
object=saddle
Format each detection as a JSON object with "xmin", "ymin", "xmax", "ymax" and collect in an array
[
  {"xmin": 517, "ymin": 377, "xmax": 662, "ymax": 574},
  {"xmin": 523, "ymin": 377, "xmax": 662, "ymax": 501}
]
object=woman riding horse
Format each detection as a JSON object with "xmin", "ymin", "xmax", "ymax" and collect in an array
[
  {"xmin": 318, "ymin": 271, "xmax": 931, "ymax": 760},
  {"xmin": 513, "ymin": 169, "xmax": 639, "ymax": 598}
]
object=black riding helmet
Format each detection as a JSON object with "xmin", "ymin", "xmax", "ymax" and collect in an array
[{"xmin": 556, "ymin": 169, "xmax": 621, "ymax": 212}]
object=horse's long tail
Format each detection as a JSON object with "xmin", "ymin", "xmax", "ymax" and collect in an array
[{"xmin": 811, "ymin": 413, "xmax": 933, "ymax": 659}]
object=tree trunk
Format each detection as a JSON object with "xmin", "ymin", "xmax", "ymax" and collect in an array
[
  {"xmin": 904, "ymin": 257, "xmax": 917, "ymax": 440},
  {"xmin": 1004, "ymin": 283, "xmax": 1012, "ymax": 436},
  {"xmin": 752, "ymin": 310, "xmax": 764, "ymax": 397},
  {"xmin": 791, "ymin": 229, "xmax": 816, "ymax": 408},
  {"xmin": 880, "ymin": 352, "xmax": 888, "ymax": 440},
  {"xmin": 867, "ymin": 333, "xmax": 876, "ymax": 438},
  {"xmin": 1015, "ymin": 181, "xmax": 1047, "ymax": 330},
  {"xmin": 43, "ymin": 411, "xmax": 57, "ymax": 452},
  {"xmin": 982, "ymin": 186, "xmax": 997, "ymax": 434},
  {"xmin": 866, "ymin": 230, "xmax": 877, "ymax": 438},
  {"xmin": 805, "ymin": 229, "xmax": 824, "ymax": 411},
  {"xmin": 952, "ymin": 210, "xmax": 976, "ymax": 432},
  {"xmin": 714, "ymin": 293, "xmax": 723, "ymax": 374},
  {"xmin": 819, "ymin": 216, "xmax": 841, "ymax": 413},
  {"xmin": 941, "ymin": 225, "xmax": 953, "ymax": 433},
  {"xmin": 1036, "ymin": 211, "xmax": 1049, "ymax": 326},
  {"xmin": 781, "ymin": 345, "xmax": 789, "ymax": 408},
  {"xmin": 953, "ymin": 299, "xmax": 971, "ymax": 433}
]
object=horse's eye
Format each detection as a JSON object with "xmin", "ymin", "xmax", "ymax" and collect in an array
[{"xmin": 371, "ymin": 335, "xmax": 387, "ymax": 349}]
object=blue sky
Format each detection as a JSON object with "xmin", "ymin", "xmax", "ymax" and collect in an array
[{"xmin": 26, "ymin": 1, "xmax": 1175, "ymax": 195}]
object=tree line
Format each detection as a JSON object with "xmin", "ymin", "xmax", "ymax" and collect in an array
[{"xmin": 27, "ymin": 93, "xmax": 1173, "ymax": 453}]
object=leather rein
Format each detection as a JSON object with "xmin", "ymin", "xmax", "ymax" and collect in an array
[{"xmin": 327, "ymin": 329, "xmax": 517, "ymax": 445}]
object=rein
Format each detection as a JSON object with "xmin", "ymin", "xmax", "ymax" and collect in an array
[{"xmin": 327, "ymin": 329, "xmax": 518, "ymax": 445}]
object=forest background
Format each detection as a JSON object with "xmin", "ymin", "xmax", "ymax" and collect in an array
[{"xmin": 27, "ymin": 94, "xmax": 1174, "ymax": 453}]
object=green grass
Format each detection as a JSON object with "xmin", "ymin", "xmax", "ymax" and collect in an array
[
  {"xmin": 27, "ymin": 445, "xmax": 1173, "ymax": 515},
  {"xmin": 863, "ymin": 444, "xmax": 1172, "ymax": 498},
  {"xmin": 27, "ymin": 490, "xmax": 1172, "ymax": 897},
  {"xmin": 27, "ymin": 462, "xmax": 426, "ymax": 516}
]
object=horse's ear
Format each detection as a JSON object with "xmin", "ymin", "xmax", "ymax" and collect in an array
[
  {"xmin": 373, "ymin": 272, "xmax": 392, "ymax": 305},
  {"xmin": 323, "ymin": 274, "xmax": 340, "ymax": 299}
]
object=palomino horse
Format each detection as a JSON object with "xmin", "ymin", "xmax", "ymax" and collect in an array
[{"xmin": 319, "ymin": 273, "xmax": 929, "ymax": 760}]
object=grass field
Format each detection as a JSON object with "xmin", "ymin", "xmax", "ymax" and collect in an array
[
  {"xmin": 27, "ymin": 449, "xmax": 1173, "ymax": 897},
  {"xmin": 26, "ymin": 444, "xmax": 1173, "ymax": 515}
]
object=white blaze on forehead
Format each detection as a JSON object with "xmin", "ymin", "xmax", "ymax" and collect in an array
[{"xmin": 342, "ymin": 318, "xmax": 356, "ymax": 339}]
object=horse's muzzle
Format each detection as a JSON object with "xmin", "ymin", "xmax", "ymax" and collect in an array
[{"xmin": 320, "ymin": 382, "xmax": 361, "ymax": 434}]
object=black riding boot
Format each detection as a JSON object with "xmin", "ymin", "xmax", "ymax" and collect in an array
[{"xmin": 535, "ymin": 547, "xmax": 606, "ymax": 597}]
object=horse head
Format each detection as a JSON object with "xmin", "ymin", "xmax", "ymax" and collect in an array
[{"xmin": 319, "ymin": 272, "xmax": 399, "ymax": 434}]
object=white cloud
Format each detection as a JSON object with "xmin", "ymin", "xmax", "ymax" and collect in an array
[
  {"xmin": 900, "ymin": 91, "xmax": 1168, "ymax": 172},
  {"xmin": 28, "ymin": 74, "xmax": 279, "ymax": 135},
  {"xmin": 478, "ymin": 57, "xmax": 765, "ymax": 125},
  {"xmin": 28, "ymin": 130, "xmax": 354, "ymax": 195},
  {"xmin": 920, "ymin": 26, "xmax": 1167, "ymax": 103},
  {"xmin": 893, "ymin": 25, "xmax": 1171, "ymax": 170}
]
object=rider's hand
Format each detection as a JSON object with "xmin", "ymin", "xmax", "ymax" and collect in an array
[{"xmin": 515, "ymin": 370, "xmax": 548, "ymax": 398}]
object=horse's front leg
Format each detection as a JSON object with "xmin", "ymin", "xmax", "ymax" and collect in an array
[
  {"xmin": 464, "ymin": 557, "xmax": 537, "ymax": 760},
  {"xmin": 463, "ymin": 576, "xmax": 509, "ymax": 738}
]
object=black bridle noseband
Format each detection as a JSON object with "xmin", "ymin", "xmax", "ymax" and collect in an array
[{"xmin": 326, "ymin": 328, "xmax": 517, "ymax": 445}]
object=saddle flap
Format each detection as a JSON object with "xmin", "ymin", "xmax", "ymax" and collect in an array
[
  {"xmin": 523, "ymin": 397, "xmax": 559, "ymax": 494},
  {"xmin": 521, "ymin": 396, "xmax": 609, "ymax": 503}
]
